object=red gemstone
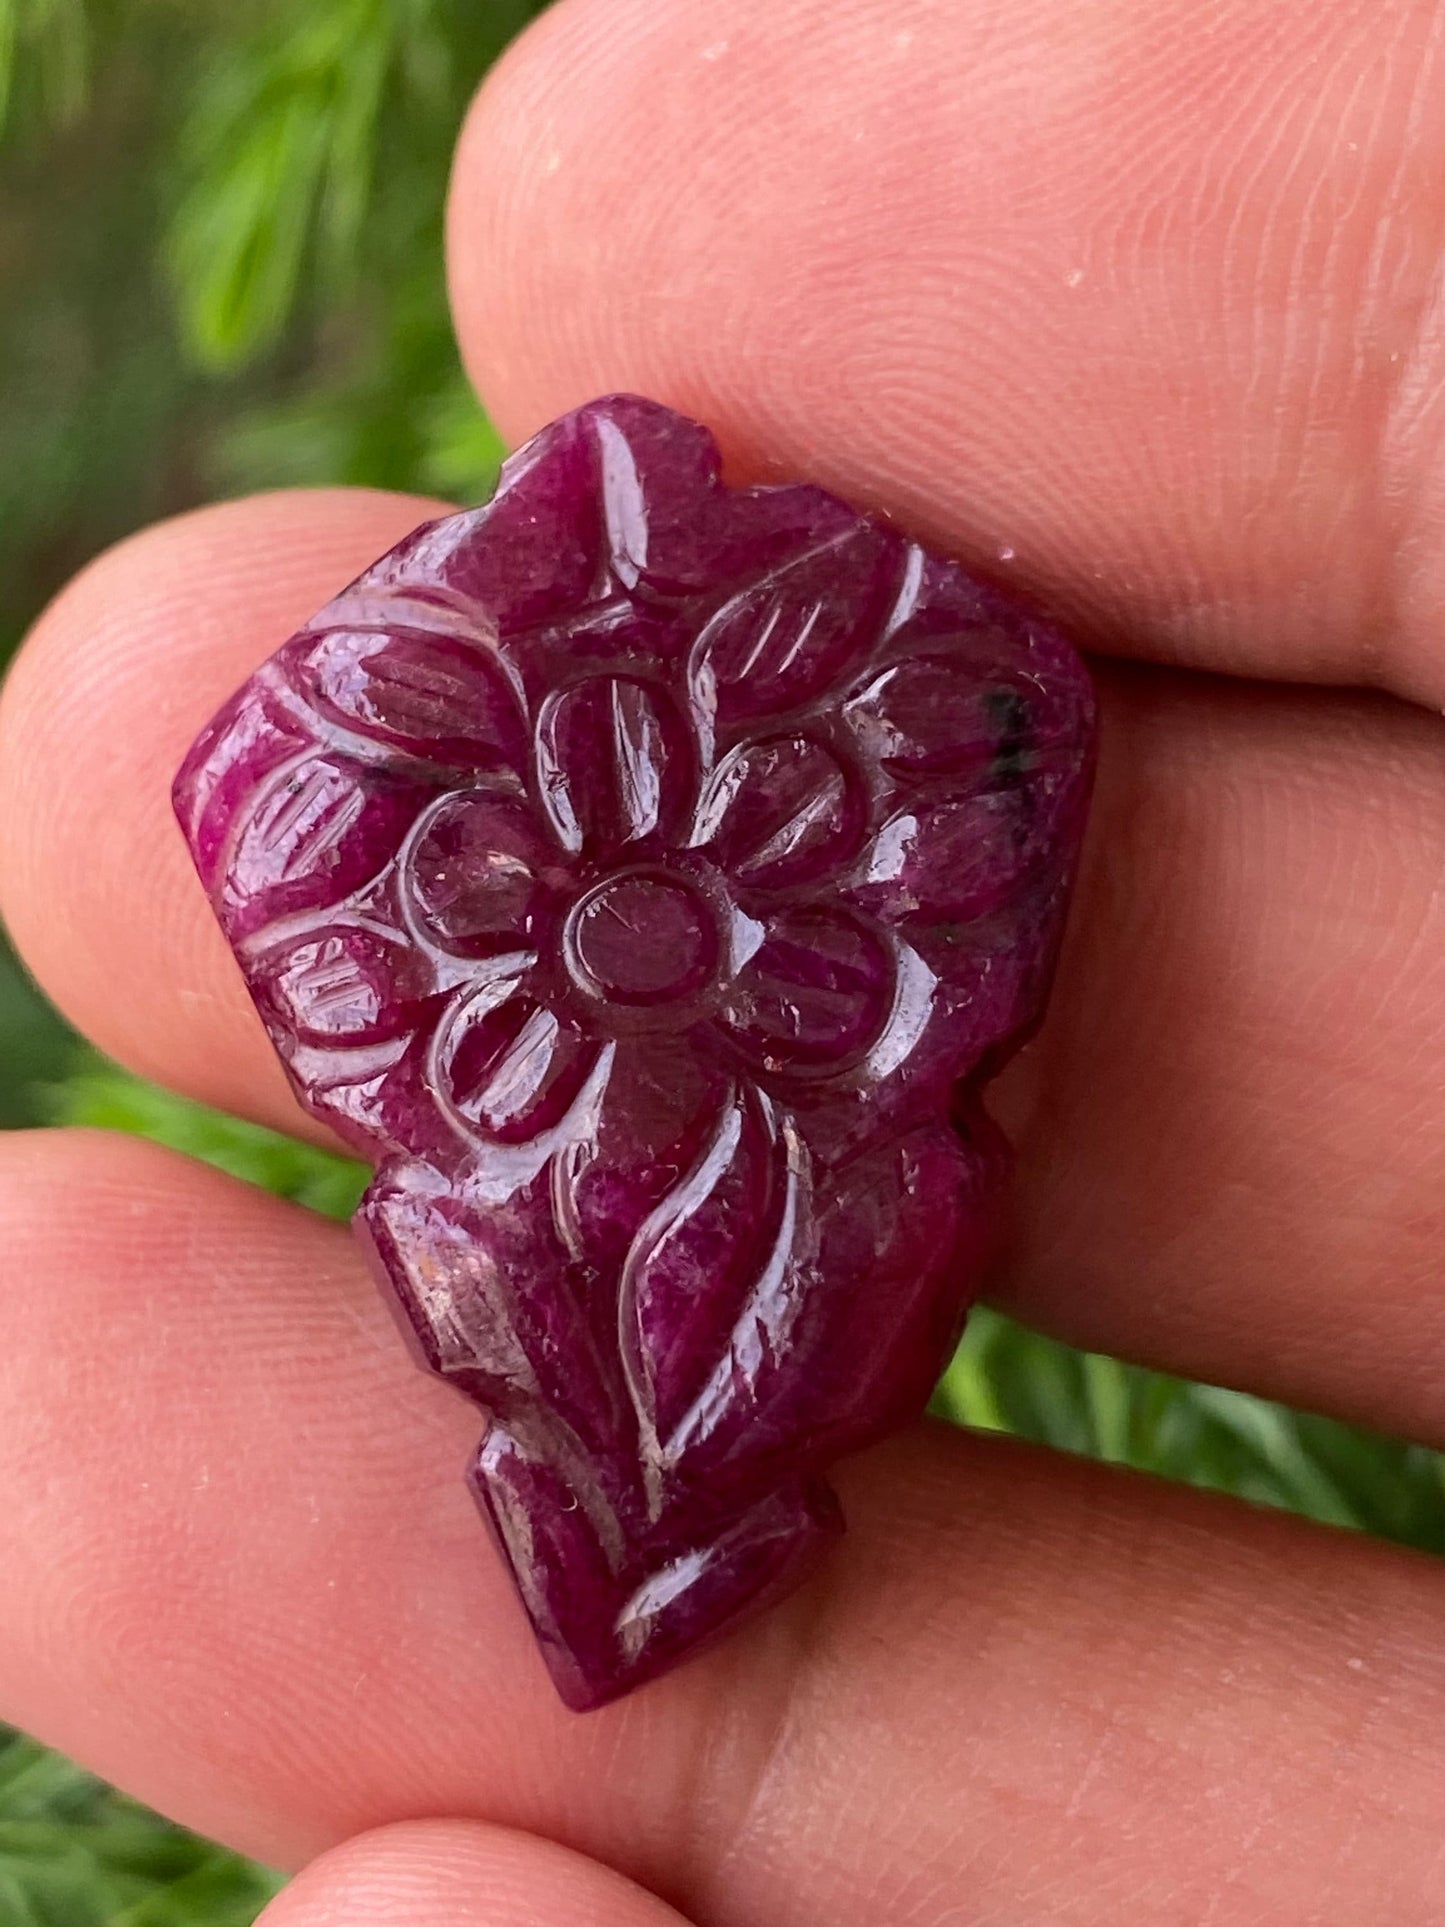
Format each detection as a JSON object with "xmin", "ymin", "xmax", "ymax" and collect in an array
[{"xmin": 173, "ymin": 395, "xmax": 1096, "ymax": 1708}]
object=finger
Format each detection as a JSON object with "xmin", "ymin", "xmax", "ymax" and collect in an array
[
  {"xmin": 4, "ymin": 1129, "xmax": 1445, "ymax": 1925},
  {"xmin": 3, "ymin": 497, "xmax": 1442, "ymax": 1441},
  {"xmin": 451, "ymin": 0, "xmax": 1445, "ymax": 709},
  {"xmin": 259, "ymin": 1823, "xmax": 693, "ymax": 1927},
  {"xmin": 0, "ymin": 489, "xmax": 446, "ymax": 1144},
  {"xmin": 989, "ymin": 667, "xmax": 1445, "ymax": 1438}
]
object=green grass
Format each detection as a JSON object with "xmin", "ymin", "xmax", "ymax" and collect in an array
[
  {"xmin": 2, "ymin": 1059, "xmax": 1441, "ymax": 1924},
  {"xmin": 0, "ymin": 1727, "xmax": 282, "ymax": 1927},
  {"xmin": 54, "ymin": 1062, "xmax": 369, "ymax": 1218},
  {"xmin": 935, "ymin": 1310, "xmax": 1445, "ymax": 1553}
]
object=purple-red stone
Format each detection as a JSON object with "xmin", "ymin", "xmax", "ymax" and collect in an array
[{"xmin": 173, "ymin": 396, "xmax": 1096, "ymax": 1709}]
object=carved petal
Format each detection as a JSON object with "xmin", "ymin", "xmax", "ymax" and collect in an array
[
  {"xmin": 694, "ymin": 732, "xmax": 864, "ymax": 894},
  {"xmin": 252, "ymin": 923, "xmax": 429, "ymax": 1043},
  {"xmin": 721, "ymin": 906, "xmax": 895, "ymax": 1070},
  {"xmin": 536, "ymin": 675, "xmax": 694, "ymax": 858},
  {"xmin": 432, "ymin": 980, "xmax": 600, "ymax": 1148},
  {"xmin": 688, "ymin": 524, "xmax": 900, "ymax": 730},
  {"xmin": 303, "ymin": 627, "xmax": 528, "ymax": 770},
  {"xmin": 402, "ymin": 788, "xmax": 556, "ymax": 959}
]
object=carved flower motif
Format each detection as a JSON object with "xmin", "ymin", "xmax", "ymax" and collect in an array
[{"xmin": 175, "ymin": 395, "xmax": 1095, "ymax": 1707}]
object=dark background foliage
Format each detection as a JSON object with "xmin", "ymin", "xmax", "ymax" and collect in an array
[{"xmin": 1, "ymin": 3, "xmax": 1441, "ymax": 1918}]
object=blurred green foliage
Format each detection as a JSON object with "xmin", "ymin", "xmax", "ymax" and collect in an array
[
  {"xmin": 55, "ymin": 1058, "xmax": 369, "ymax": 1216},
  {"xmin": 0, "ymin": 0, "xmax": 90, "ymax": 142},
  {"xmin": 0, "ymin": 1728, "xmax": 281, "ymax": 1927},
  {"xmin": 0, "ymin": 4, "xmax": 540, "ymax": 1917},
  {"xmin": 1, "ymin": 4, "xmax": 1443, "ymax": 1923},
  {"xmin": 0, "ymin": 0, "xmax": 531, "ymax": 1133}
]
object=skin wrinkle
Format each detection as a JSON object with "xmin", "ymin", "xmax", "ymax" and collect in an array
[
  {"xmin": 1388, "ymin": 211, "xmax": 1445, "ymax": 638},
  {"xmin": 984, "ymin": 666, "xmax": 1445, "ymax": 1424},
  {"xmin": 6, "ymin": 1128, "xmax": 1445, "ymax": 1920},
  {"xmin": 1363, "ymin": 3, "xmax": 1445, "ymax": 686},
  {"xmin": 1119, "ymin": 0, "xmax": 1438, "ymax": 669},
  {"xmin": 663, "ymin": 1595, "xmax": 819, "ymax": 1924},
  {"xmin": 455, "ymin": 0, "xmax": 1445, "ymax": 704},
  {"xmin": 1113, "ymin": 17, "xmax": 1302, "ymax": 626},
  {"xmin": 685, "ymin": 1442, "xmax": 989, "ymax": 1922},
  {"xmin": 685, "ymin": 1568, "xmax": 867, "ymax": 1925},
  {"xmin": 259, "ymin": 1821, "xmax": 699, "ymax": 1926},
  {"xmin": 698, "ymin": 1451, "xmax": 1197, "ymax": 1923}
]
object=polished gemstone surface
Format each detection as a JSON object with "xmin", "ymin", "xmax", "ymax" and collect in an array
[{"xmin": 173, "ymin": 394, "xmax": 1096, "ymax": 1708}]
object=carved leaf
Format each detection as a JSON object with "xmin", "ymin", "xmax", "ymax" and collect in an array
[
  {"xmin": 344, "ymin": 414, "xmax": 599, "ymax": 633},
  {"xmin": 849, "ymin": 781, "xmax": 1076, "ymax": 924},
  {"xmin": 844, "ymin": 650, "xmax": 1089, "ymax": 784},
  {"xmin": 619, "ymin": 1088, "xmax": 809, "ymax": 1452},
  {"xmin": 587, "ymin": 395, "xmax": 864, "ymax": 597},
  {"xmin": 361, "ymin": 1168, "xmax": 623, "ymax": 1454},
  {"xmin": 304, "ymin": 626, "xmax": 528, "ymax": 770},
  {"xmin": 220, "ymin": 755, "xmax": 423, "ymax": 939},
  {"xmin": 688, "ymin": 525, "xmax": 900, "ymax": 730},
  {"xmin": 651, "ymin": 1125, "xmax": 997, "ymax": 1489},
  {"xmin": 556, "ymin": 1037, "xmax": 737, "ymax": 1279}
]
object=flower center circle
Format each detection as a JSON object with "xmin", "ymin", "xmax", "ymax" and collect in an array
[{"xmin": 564, "ymin": 869, "xmax": 718, "ymax": 1008}]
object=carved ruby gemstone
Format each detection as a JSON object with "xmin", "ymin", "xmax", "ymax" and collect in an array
[{"xmin": 174, "ymin": 395, "xmax": 1096, "ymax": 1708}]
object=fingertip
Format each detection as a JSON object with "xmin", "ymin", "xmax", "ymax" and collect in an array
[
  {"xmin": 446, "ymin": 0, "xmax": 1445, "ymax": 701},
  {"xmin": 260, "ymin": 1821, "xmax": 694, "ymax": 1927},
  {"xmin": 0, "ymin": 489, "xmax": 449, "ymax": 1135}
]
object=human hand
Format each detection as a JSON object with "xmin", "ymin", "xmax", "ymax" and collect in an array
[{"xmin": 1, "ymin": 1, "xmax": 1443, "ymax": 1921}]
